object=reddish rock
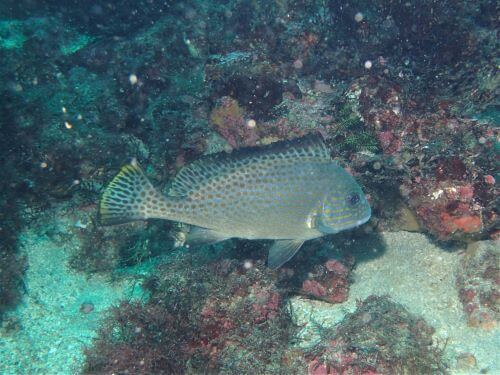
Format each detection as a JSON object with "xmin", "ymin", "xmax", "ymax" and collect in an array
[
  {"xmin": 302, "ymin": 280, "xmax": 328, "ymax": 298},
  {"xmin": 301, "ymin": 259, "xmax": 352, "ymax": 304},
  {"xmin": 456, "ymin": 240, "xmax": 499, "ymax": 330},
  {"xmin": 308, "ymin": 358, "xmax": 331, "ymax": 375}
]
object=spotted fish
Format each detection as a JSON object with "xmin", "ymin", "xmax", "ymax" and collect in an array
[{"xmin": 99, "ymin": 135, "xmax": 371, "ymax": 269}]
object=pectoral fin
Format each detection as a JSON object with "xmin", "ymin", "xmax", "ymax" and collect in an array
[
  {"xmin": 267, "ymin": 239, "xmax": 305, "ymax": 270},
  {"xmin": 186, "ymin": 226, "xmax": 230, "ymax": 246}
]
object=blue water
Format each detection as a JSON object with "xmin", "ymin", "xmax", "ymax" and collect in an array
[{"xmin": 1, "ymin": 1, "xmax": 498, "ymax": 374}]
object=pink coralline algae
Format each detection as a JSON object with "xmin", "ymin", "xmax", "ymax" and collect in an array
[
  {"xmin": 209, "ymin": 96, "xmax": 259, "ymax": 148},
  {"xmin": 346, "ymin": 74, "xmax": 497, "ymax": 241},
  {"xmin": 307, "ymin": 296, "xmax": 446, "ymax": 374},
  {"xmin": 377, "ymin": 130, "xmax": 402, "ymax": 155},
  {"xmin": 301, "ymin": 259, "xmax": 352, "ymax": 303},
  {"xmin": 406, "ymin": 179, "xmax": 485, "ymax": 239},
  {"xmin": 307, "ymin": 358, "xmax": 332, "ymax": 375},
  {"xmin": 250, "ymin": 284, "xmax": 281, "ymax": 323},
  {"xmin": 196, "ymin": 262, "xmax": 284, "ymax": 366},
  {"xmin": 352, "ymin": 77, "xmax": 405, "ymax": 155}
]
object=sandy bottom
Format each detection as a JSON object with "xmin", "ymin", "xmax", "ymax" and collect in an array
[
  {"xmin": 0, "ymin": 218, "xmax": 144, "ymax": 374},
  {"xmin": 290, "ymin": 231, "xmax": 499, "ymax": 374}
]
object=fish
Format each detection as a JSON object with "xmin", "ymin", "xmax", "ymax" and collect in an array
[{"xmin": 98, "ymin": 134, "xmax": 371, "ymax": 269}]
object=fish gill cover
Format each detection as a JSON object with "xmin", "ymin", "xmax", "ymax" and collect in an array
[{"xmin": 0, "ymin": 0, "xmax": 498, "ymax": 374}]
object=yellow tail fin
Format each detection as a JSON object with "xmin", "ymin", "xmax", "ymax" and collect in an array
[{"xmin": 99, "ymin": 159, "xmax": 169, "ymax": 225}]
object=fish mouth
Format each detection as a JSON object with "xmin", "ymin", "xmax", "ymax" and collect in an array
[
  {"xmin": 356, "ymin": 215, "xmax": 371, "ymax": 226},
  {"xmin": 355, "ymin": 208, "xmax": 372, "ymax": 226},
  {"xmin": 336, "ymin": 212, "xmax": 371, "ymax": 233}
]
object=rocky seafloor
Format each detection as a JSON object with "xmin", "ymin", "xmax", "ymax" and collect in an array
[
  {"xmin": 0, "ymin": 0, "xmax": 498, "ymax": 374},
  {"xmin": 1, "ymin": 211, "xmax": 498, "ymax": 374}
]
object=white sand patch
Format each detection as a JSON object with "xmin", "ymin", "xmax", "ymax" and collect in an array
[{"xmin": 0, "ymin": 217, "xmax": 143, "ymax": 374}]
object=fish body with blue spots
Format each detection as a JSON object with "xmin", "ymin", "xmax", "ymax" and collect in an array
[{"xmin": 99, "ymin": 135, "xmax": 371, "ymax": 268}]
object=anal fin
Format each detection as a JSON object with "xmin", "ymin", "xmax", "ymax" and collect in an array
[
  {"xmin": 267, "ymin": 239, "xmax": 305, "ymax": 269},
  {"xmin": 186, "ymin": 226, "xmax": 230, "ymax": 246}
]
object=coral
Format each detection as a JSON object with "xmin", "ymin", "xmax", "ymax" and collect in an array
[
  {"xmin": 456, "ymin": 240, "xmax": 499, "ymax": 330},
  {"xmin": 309, "ymin": 295, "xmax": 447, "ymax": 374}
]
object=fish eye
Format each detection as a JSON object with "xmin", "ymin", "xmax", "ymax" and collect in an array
[{"xmin": 347, "ymin": 192, "xmax": 360, "ymax": 206}]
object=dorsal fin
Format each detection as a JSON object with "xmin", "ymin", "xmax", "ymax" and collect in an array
[{"xmin": 168, "ymin": 134, "xmax": 330, "ymax": 197}]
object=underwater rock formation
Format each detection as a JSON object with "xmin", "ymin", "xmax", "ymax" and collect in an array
[
  {"xmin": 300, "ymin": 258, "xmax": 353, "ymax": 304},
  {"xmin": 456, "ymin": 240, "xmax": 499, "ymax": 330},
  {"xmin": 307, "ymin": 295, "xmax": 447, "ymax": 374}
]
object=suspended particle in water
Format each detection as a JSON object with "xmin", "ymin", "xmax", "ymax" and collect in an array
[
  {"xmin": 246, "ymin": 119, "xmax": 256, "ymax": 129},
  {"xmin": 129, "ymin": 74, "xmax": 138, "ymax": 85},
  {"xmin": 64, "ymin": 121, "xmax": 73, "ymax": 129},
  {"xmin": 293, "ymin": 59, "xmax": 303, "ymax": 69},
  {"xmin": 354, "ymin": 12, "xmax": 364, "ymax": 22},
  {"xmin": 484, "ymin": 175, "xmax": 495, "ymax": 185},
  {"xmin": 243, "ymin": 260, "xmax": 253, "ymax": 269},
  {"xmin": 364, "ymin": 60, "xmax": 372, "ymax": 69}
]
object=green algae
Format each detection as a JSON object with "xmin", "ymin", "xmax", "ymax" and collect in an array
[
  {"xmin": 60, "ymin": 33, "xmax": 94, "ymax": 55},
  {"xmin": 0, "ymin": 20, "xmax": 31, "ymax": 49},
  {"xmin": 0, "ymin": 18, "xmax": 93, "ymax": 54}
]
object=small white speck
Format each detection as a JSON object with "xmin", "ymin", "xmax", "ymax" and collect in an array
[
  {"xmin": 364, "ymin": 60, "xmax": 372, "ymax": 69},
  {"xmin": 129, "ymin": 74, "xmax": 138, "ymax": 85},
  {"xmin": 246, "ymin": 119, "xmax": 256, "ymax": 129},
  {"xmin": 430, "ymin": 189, "xmax": 444, "ymax": 200},
  {"xmin": 354, "ymin": 12, "xmax": 364, "ymax": 22},
  {"xmin": 293, "ymin": 59, "xmax": 303, "ymax": 69}
]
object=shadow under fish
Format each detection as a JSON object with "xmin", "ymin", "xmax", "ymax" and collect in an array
[{"xmin": 98, "ymin": 134, "xmax": 371, "ymax": 269}]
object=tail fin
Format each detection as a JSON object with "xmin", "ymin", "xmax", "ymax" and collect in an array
[{"xmin": 99, "ymin": 158, "xmax": 168, "ymax": 225}]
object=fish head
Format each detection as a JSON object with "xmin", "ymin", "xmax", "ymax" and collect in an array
[{"xmin": 317, "ymin": 181, "xmax": 371, "ymax": 234}]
